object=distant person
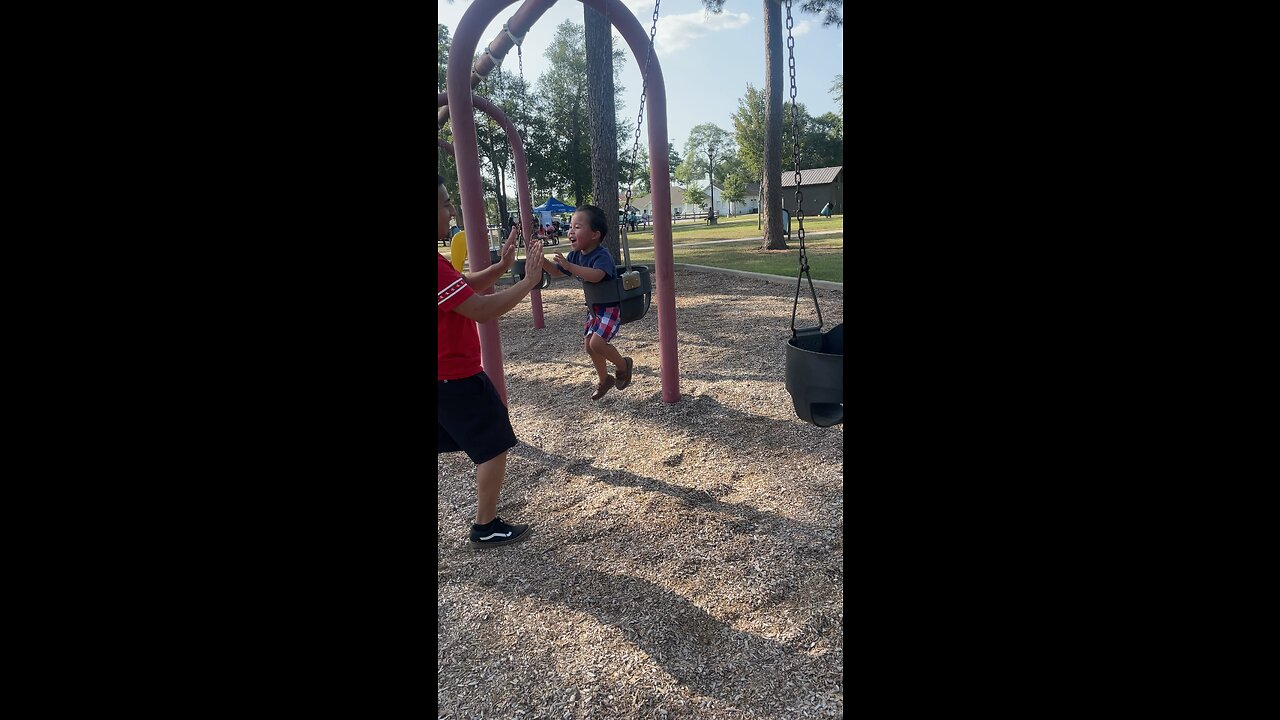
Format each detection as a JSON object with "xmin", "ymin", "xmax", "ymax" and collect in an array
[
  {"xmin": 628, "ymin": 209, "xmax": 638, "ymax": 232},
  {"xmin": 819, "ymin": 201, "xmax": 833, "ymax": 218},
  {"xmin": 536, "ymin": 204, "xmax": 635, "ymax": 401},
  {"xmin": 641, "ymin": 210, "xmax": 650, "ymax": 228}
]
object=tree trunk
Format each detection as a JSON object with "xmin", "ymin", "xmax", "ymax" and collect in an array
[
  {"xmin": 570, "ymin": 95, "xmax": 583, "ymax": 207},
  {"xmin": 585, "ymin": 5, "xmax": 621, "ymax": 261},
  {"xmin": 761, "ymin": 0, "xmax": 787, "ymax": 250}
]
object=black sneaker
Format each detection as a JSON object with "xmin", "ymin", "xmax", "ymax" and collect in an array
[{"xmin": 469, "ymin": 517, "xmax": 531, "ymax": 548}]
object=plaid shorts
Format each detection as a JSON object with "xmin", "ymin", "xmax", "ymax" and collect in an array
[{"xmin": 584, "ymin": 304, "xmax": 621, "ymax": 341}]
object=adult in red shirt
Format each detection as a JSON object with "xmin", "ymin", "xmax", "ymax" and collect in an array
[{"xmin": 438, "ymin": 175, "xmax": 545, "ymax": 548}]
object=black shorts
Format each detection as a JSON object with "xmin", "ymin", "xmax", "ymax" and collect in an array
[{"xmin": 438, "ymin": 371, "xmax": 518, "ymax": 464}]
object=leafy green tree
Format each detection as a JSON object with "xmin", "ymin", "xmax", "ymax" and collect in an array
[
  {"xmin": 757, "ymin": 0, "xmax": 843, "ymax": 248},
  {"xmin": 805, "ymin": 111, "xmax": 843, "ymax": 168},
  {"xmin": 830, "ymin": 73, "xmax": 843, "ymax": 120},
  {"xmin": 531, "ymin": 19, "xmax": 627, "ymax": 211},
  {"xmin": 667, "ymin": 143, "xmax": 683, "ymax": 183},
  {"xmin": 732, "ymin": 85, "xmax": 805, "ymax": 191},
  {"xmin": 721, "ymin": 173, "xmax": 747, "ymax": 215},
  {"xmin": 438, "ymin": 24, "xmax": 460, "ymax": 226},
  {"xmin": 684, "ymin": 123, "xmax": 735, "ymax": 217},
  {"xmin": 673, "ymin": 157, "xmax": 700, "ymax": 189},
  {"xmin": 537, "ymin": 21, "xmax": 593, "ymax": 206},
  {"xmin": 685, "ymin": 184, "xmax": 707, "ymax": 212},
  {"xmin": 800, "ymin": 0, "xmax": 843, "ymax": 27},
  {"xmin": 731, "ymin": 84, "xmax": 768, "ymax": 185},
  {"xmin": 717, "ymin": 150, "xmax": 747, "ymax": 189},
  {"xmin": 437, "ymin": 24, "xmax": 450, "ymax": 94},
  {"xmin": 472, "ymin": 67, "xmax": 541, "ymax": 228},
  {"xmin": 618, "ymin": 131, "xmax": 650, "ymax": 198}
]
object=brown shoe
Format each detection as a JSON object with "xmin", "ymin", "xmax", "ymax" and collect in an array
[
  {"xmin": 591, "ymin": 374, "xmax": 616, "ymax": 400},
  {"xmin": 615, "ymin": 357, "xmax": 634, "ymax": 390}
]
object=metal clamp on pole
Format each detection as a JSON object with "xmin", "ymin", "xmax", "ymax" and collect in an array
[
  {"xmin": 502, "ymin": 21, "xmax": 525, "ymax": 47},
  {"xmin": 482, "ymin": 46, "xmax": 502, "ymax": 72}
]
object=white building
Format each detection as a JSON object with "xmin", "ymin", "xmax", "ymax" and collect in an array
[{"xmin": 628, "ymin": 181, "xmax": 763, "ymax": 217}]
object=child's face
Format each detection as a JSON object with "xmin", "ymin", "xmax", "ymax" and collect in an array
[
  {"xmin": 438, "ymin": 184, "xmax": 455, "ymax": 241},
  {"xmin": 568, "ymin": 211, "xmax": 599, "ymax": 251}
]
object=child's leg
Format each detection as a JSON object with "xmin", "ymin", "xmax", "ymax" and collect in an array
[
  {"xmin": 584, "ymin": 336, "xmax": 609, "ymax": 383},
  {"xmin": 593, "ymin": 333, "xmax": 633, "ymax": 389},
  {"xmin": 589, "ymin": 333, "xmax": 625, "ymax": 368}
]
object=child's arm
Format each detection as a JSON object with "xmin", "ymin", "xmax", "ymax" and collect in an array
[
  {"xmin": 552, "ymin": 253, "xmax": 606, "ymax": 283},
  {"xmin": 541, "ymin": 255, "xmax": 569, "ymax": 277}
]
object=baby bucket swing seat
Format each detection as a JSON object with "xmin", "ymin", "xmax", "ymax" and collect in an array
[
  {"xmin": 577, "ymin": 0, "xmax": 660, "ymax": 327},
  {"xmin": 780, "ymin": 0, "xmax": 843, "ymax": 427}
]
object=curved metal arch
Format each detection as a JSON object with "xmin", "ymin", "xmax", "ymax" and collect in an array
[
  {"xmin": 447, "ymin": 0, "xmax": 679, "ymax": 404},
  {"xmin": 438, "ymin": 92, "xmax": 546, "ymax": 338}
]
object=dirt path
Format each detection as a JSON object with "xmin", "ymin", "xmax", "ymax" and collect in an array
[{"xmin": 438, "ymin": 268, "xmax": 844, "ymax": 719}]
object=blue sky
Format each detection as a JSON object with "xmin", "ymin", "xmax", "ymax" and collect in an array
[{"xmin": 439, "ymin": 0, "xmax": 843, "ymax": 158}]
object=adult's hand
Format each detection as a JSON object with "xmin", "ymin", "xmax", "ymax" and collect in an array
[
  {"xmin": 522, "ymin": 240, "xmax": 545, "ymax": 289},
  {"xmin": 498, "ymin": 227, "xmax": 519, "ymax": 271}
]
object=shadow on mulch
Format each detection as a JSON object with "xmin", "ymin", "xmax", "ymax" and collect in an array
[
  {"xmin": 508, "ymin": 444, "xmax": 827, "ymax": 539},
  {"xmin": 446, "ymin": 552, "xmax": 837, "ymax": 715}
]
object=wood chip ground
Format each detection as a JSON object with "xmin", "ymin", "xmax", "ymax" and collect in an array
[{"xmin": 439, "ymin": 267, "xmax": 843, "ymax": 720}]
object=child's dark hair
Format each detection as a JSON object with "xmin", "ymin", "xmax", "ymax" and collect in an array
[
  {"xmin": 438, "ymin": 174, "xmax": 446, "ymax": 188},
  {"xmin": 577, "ymin": 204, "xmax": 608, "ymax": 241}
]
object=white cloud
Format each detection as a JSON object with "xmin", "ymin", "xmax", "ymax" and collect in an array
[
  {"xmin": 791, "ymin": 20, "xmax": 813, "ymax": 37},
  {"xmin": 614, "ymin": 3, "xmax": 752, "ymax": 56}
]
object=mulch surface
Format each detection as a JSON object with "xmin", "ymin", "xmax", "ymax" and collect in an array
[{"xmin": 439, "ymin": 268, "xmax": 844, "ymax": 719}]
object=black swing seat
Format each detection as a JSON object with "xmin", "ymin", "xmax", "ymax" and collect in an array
[
  {"xmin": 582, "ymin": 265, "xmax": 652, "ymax": 324},
  {"xmin": 785, "ymin": 323, "xmax": 844, "ymax": 427},
  {"xmin": 512, "ymin": 258, "xmax": 552, "ymax": 289}
]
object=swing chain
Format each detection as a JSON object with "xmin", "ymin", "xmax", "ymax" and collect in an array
[
  {"xmin": 503, "ymin": 20, "xmax": 528, "ymax": 257},
  {"xmin": 622, "ymin": 0, "xmax": 661, "ymax": 219},
  {"xmin": 785, "ymin": 0, "xmax": 821, "ymax": 334}
]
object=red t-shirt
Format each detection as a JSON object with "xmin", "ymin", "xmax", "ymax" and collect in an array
[{"xmin": 438, "ymin": 253, "xmax": 482, "ymax": 381}]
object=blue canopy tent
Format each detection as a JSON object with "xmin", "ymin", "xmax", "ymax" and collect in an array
[
  {"xmin": 532, "ymin": 197, "xmax": 576, "ymax": 213},
  {"xmin": 522, "ymin": 197, "xmax": 576, "ymax": 247}
]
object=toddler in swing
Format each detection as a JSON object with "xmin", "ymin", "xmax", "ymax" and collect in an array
[{"xmin": 538, "ymin": 204, "xmax": 635, "ymax": 400}]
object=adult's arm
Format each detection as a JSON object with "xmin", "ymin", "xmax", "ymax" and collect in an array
[
  {"xmin": 452, "ymin": 241, "xmax": 545, "ymax": 323},
  {"xmin": 463, "ymin": 228, "xmax": 519, "ymax": 292}
]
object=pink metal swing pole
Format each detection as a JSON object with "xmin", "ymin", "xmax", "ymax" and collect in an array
[
  {"xmin": 438, "ymin": 92, "xmax": 546, "ymax": 333},
  {"xmin": 449, "ymin": 0, "xmax": 679, "ymax": 403}
]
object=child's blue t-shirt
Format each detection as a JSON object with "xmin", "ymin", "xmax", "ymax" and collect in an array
[{"xmin": 559, "ymin": 245, "xmax": 618, "ymax": 307}]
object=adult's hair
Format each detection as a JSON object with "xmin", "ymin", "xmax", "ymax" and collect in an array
[{"xmin": 577, "ymin": 204, "xmax": 608, "ymax": 241}]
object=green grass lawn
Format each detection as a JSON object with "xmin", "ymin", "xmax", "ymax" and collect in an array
[
  {"xmin": 627, "ymin": 234, "xmax": 843, "ymax": 283},
  {"xmin": 624, "ymin": 213, "xmax": 843, "ymax": 245}
]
